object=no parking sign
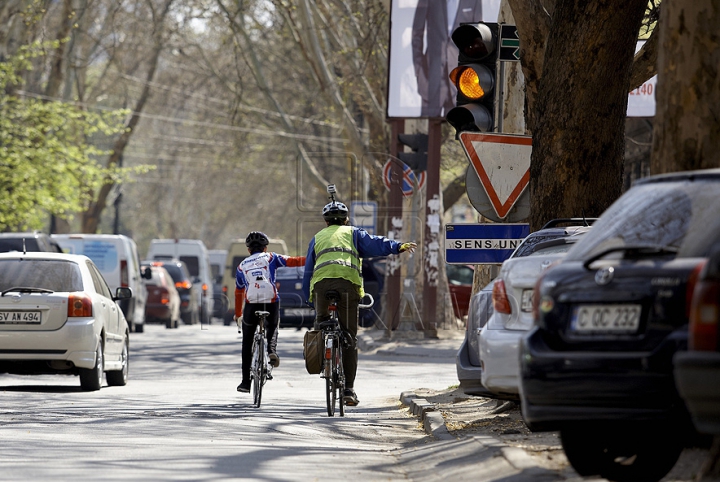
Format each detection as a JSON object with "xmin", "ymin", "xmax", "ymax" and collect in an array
[{"xmin": 382, "ymin": 160, "xmax": 425, "ymax": 196}]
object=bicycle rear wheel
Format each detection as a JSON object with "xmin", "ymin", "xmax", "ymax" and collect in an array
[
  {"xmin": 251, "ymin": 336, "xmax": 265, "ymax": 408},
  {"xmin": 325, "ymin": 336, "xmax": 336, "ymax": 417},
  {"xmin": 337, "ymin": 345, "xmax": 345, "ymax": 417}
]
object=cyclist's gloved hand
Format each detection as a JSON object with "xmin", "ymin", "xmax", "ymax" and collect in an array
[{"xmin": 399, "ymin": 242, "xmax": 417, "ymax": 254}]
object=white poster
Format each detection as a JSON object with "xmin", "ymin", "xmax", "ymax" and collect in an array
[
  {"xmin": 626, "ymin": 40, "xmax": 656, "ymax": 117},
  {"xmin": 387, "ymin": 0, "xmax": 501, "ymax": 119}
]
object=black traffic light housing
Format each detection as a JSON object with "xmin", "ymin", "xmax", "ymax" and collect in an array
[
  {"xmin": 446, "ymin": 22, "xmax": 498, "ymax": 136},
  {"xmin": 397, "ymin": 133, "xmax": 428, "ymax": 173}
]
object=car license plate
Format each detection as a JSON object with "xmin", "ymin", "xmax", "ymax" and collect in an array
[
  {"xmin": 570, "ymin": 304, "xmax": 641, "ymax": 333},
  {"xmin": 521, "ymin": 290, "xmax": 533, "ymax": 312},
  {"xmin": 284, "ymin": 308, "xmax": 314, "ymax": 317},
  {"xmin": 0, "ymin": 310, "xmax": 42, "ymax": 324}
]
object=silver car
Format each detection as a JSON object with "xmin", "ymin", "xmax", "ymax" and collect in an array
[
  {"xmin": 480, "ymin": 234, "xmax": 587, "ymax": 398},
  {"xmin": 0, "ymin": 252, "xmax": 131, "ymax": 390}
]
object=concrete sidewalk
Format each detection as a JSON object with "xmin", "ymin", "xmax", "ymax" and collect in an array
[{"xmin": 357, "ymin": 327, "xmax": 571, "ymax": 481}]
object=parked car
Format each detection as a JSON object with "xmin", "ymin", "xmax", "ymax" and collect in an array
[
  {"xmin": 147, "ymin": 239, "xmax": 214, "ymax": 325},
  {"xmin": 480, "ymin": 234, "xmax": 586, "ymax": 399},
  {"xmin": 208, "ymin": 249, "xmax": 228, "ymax": 320},
  {"xmin": 143, "ymin": 265, "xmax": 181, "ymax": 329},
  {"xmin": 0, "ymin": 251, "xmax": 131, "ymax": 390},
  {"xmin": 456, "ymin": 279, "xmax": 496, "ymax": 397},
  {"xmin": 0, "ymin": 231, "xmax": 63, "ymax": 253},
  {"xmin": 277, "ymin": 266, "xmax": 315, "ymax": 328},
  {"xmin": 144, "ymin": 259, "xmax": 198, "ymax": 325},
  {"xmin": 221, "ymin": 237, "xmax": 288, "ymax": 324},
  {"xmin": 455, "ymin": 219, "xmax": 593, "ymax": 398},
  {"xmin": 674, "ymin": 240, "xmax": 720, "ymax": 435},
  {"xmin": 519, "ymin": 169, "xmax": 720, "ymax": 482},
  {"xmin": 52, "ymin": 234, "xmax": 151, "ymax": 333},
  {"xmin": 446, "ymin": 264, "xmax": 474, "ymax": 319}
]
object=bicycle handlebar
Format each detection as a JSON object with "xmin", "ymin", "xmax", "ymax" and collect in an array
[{"xmin": 358, "ymin": 293, "xmax": 374, "ymax": 310}]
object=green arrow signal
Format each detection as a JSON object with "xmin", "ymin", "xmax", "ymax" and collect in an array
[{"xmin": 501, "ymin": 38, "xmax": 520, "ymax": 60}]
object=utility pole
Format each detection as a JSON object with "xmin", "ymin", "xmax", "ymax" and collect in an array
[{"xmin": 422, "ymin": 118, "xmax": 442, "ymax": 338}]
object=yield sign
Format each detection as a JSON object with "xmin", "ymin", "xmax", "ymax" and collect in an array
[{"xmin": 459, "ymin": 132, "xmax": 532, "ymax": 219}]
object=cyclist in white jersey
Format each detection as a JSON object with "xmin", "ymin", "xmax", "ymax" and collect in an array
[{"xmin": 235, "ymin": 231, "xmax": 305, "ymax": 393}]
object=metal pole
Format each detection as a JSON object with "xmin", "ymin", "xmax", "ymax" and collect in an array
[
  {"xmin": 385, "ymin": 119, "xmax": 405, "ymax": 337},
  {"xmin": 422, "ymin": 118, "xmax": 442, "ymax": 338}
]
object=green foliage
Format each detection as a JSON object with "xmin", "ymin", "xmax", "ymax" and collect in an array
[{"xmin": 0, "ymin": 43, "xmax": 131, "ymax": 231}]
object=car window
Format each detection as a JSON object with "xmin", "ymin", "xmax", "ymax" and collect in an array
[
  {"xmin": 566, "ymin": 181, "xmax": 720, "ymax": 261},
  {"xmin": 276, "ymin": 266, "xmax": 303, "ymax": 279},
  {"xmin": 0, "ymin": 238, "xmax": 41, "ymax": 252},
  {"xmin": 231, "ymin": 256, "xmax": 247, "ymax": 273},
  {"xmin": 81, "ymin": 240, "xmax": 119, "ymax": 273},
  {"xmin": 147, "ymin": 268, "xmax": 163, "ymax": 286},
  {"xmin": 180, "ymin": 256, "xmax": 200, "ymax": 277},
  {"xmin": 0, "ymin": 259, "xmax": 83, "ymax": 292},
  {"xmin": 446, "ymin": 264, "xmax": 474, "ymax": 285},
  {"xmin": 527, "ymin": 243, "xmax": 575, "ymax": 256},
  {"xmin": 87, "ymin": 261, "xmax": 113, "ymax": 299}
]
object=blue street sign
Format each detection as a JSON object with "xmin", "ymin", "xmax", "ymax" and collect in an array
[{"xmin": 445, "ymin": 223, "xmax": 530, "ymax": 264}]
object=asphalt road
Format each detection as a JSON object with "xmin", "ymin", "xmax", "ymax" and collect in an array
[{"xmin": 0, "ymin": 322, "xmax": 462, "ymax": 481}]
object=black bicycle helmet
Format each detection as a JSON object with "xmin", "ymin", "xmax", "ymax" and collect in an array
[
  {"xmin": 245, "ymin": 231, "xmax": 269, "ymax": 248},
  {"xmin": 322, "ymin": 202, "xmax": 349, "ymax": 221}
]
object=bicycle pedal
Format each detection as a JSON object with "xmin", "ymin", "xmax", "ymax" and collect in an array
[{"xmin": 266, "ymin": 373, "xmax": 273, "ymax": 380}]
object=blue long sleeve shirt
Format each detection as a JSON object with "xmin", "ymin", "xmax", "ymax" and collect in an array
[{"xmin": 302, "ymin": 226, "xmax": 401, "ymax": 303}]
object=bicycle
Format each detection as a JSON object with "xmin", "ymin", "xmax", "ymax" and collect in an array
[
  {"xmin": 249, "ymin": 310, "xmax": 273, "ymax": 408},
  {"xmin": 317, "ymin": 291, "xmax": 374, "ymax": 417}
]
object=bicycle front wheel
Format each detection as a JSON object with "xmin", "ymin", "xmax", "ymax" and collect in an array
[
  {"xmin": 325, "ymin": 359, "xmax": 336, "ymax": 417},
  {"xmin": 252, "ymin": 337, "xmax": 265, "ymax": 408}
]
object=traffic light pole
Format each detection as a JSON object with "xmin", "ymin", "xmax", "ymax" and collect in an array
[
  {"xmin": 385, "ymin": 118, "xmax": 405, "ymax": 336},
  {"xmin": 422, "ymin": 118, "xmax": 442, "ymax": 338}
]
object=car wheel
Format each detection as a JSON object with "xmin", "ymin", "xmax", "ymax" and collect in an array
[
  {"xmin": 165, "ymin": 317, "xmax": 173, "ymax": 329},
  {"xmin": 135, "ymin": 323, "xmax": 144, "ymax": 333},
  {"xmin": 79, "ymin": 342, "xmax": 104, "ymax": 391},
  {"xmin": 106, "ymin": 337, "xmax": 129, "ymax": 386},
  {"xmin": 562, "ymin": 422, "xmax": 684, "ymax": 482},
  {"xmin": 181, "ymin": 311, "xmax": 192, "ymax": 324}
]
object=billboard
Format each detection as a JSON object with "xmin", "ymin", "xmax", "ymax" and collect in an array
[{"xmin": 387, "ymin": 0, "xmax": 501, "ymax": 119}]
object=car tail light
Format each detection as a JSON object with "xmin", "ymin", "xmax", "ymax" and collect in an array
[
  {"xmin": 492, "ymin": 279, "xmax": 511, "ymax": 314},
  {"xmin": 120, "ymin": 260, "xmax": 129, "ymax": 288},
  {"xmin": 68, "ymin": 293, "xmax": 93, "ymax": 317},
  {"xmin": 161, "ymin": 295, "xmax": 170, "ymax": 305},
  {"xmin": 686, "ymin": 260, "xmax": 707, "ymax": 318},
  {"xmin": 222, "ymin": 286, "xmax": 228, "ymax": 294},
  {"xmin": 689, "ymin": 275, "xmax": 719, "ymax": 351},
  {"xmin": 176, "ymin": 280, "xmax": 192, "ymax": 290}
]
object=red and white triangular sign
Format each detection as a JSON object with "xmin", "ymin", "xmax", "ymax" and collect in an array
[{"xmin": 459, "ymin": 132, "xmax": 532, "ymax": 219}]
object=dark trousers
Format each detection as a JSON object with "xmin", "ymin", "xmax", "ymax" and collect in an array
[
  {"xmin": 241, "ymin": 302, "xmax": 279, "ymax": 382},
  {"xmin": 313, "ymin": 278, "xmax": 361, "ymax": 388}
]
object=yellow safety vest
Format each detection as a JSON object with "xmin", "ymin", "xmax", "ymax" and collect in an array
[{"xmin": 309, "ymin": 225, "xmax": 364, "ymax": 300}]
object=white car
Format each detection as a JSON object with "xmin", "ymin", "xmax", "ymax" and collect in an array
[
  {"xmin": 479, "ymin": 235, "xmax": 585, "ymax": 398},
  {"xmin": 0, "ymin": 252, "xmax": 131, "ymax": 391}
]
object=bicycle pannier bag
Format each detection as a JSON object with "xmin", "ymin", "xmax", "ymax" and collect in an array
[{"xmin": 303, "ymin": 329, "xmax": 323, "ymax": 374}]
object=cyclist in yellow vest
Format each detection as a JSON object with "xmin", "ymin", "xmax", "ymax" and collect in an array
[{"xmin": 302, "ymin": 200, "xmax": 416, "ymax": 407}]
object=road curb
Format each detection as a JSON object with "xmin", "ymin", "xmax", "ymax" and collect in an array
[{"xmin": 399, "ymin": 391, "xmax": 455, "ymax": 441}]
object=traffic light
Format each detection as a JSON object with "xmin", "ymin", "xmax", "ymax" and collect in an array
[
  {"xmin": 397, "ymin": 133, "xmax": 428, "ymax": 173},
  {"xmin": 446, "ymin": 22, "xmax": 498, "ymax": 136}
]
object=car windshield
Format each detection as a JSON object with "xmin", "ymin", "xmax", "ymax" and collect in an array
[
  {"xmin": 161, "ymin": 264, "xmax": 187, "ymax": 283},
  {"xmin": 179, "ymin": 256, "xmax": 199, "ymax": 277},
  {"xmin": 566, "ymin": 180, "xmax": 720, "ymax": 261},
  {"xmin": 528, "ymin": 242, "xmax": 576, "ymax": 256},
  {"xmin": 276, "ymin": 266, "xmax": 303, "ymax": 279},
  {"xmin": 0, "ymin": 238, "xmax": 41, "ymax": 252},
  {"xmin": 0, "ymin": 259, "xmax": 83, "ymax": 292},
  {"xmin": 446, "ymin": 264, "xmax": 474, "ymax": 285}
]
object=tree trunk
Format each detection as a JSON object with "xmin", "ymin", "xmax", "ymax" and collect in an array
[
  {"xmin": 528, "ymin": 0, "xmax": 646, "ymax": 231},
  {"xmin": 651, "ymin": 0, "xmax": 720, "ymax": 174}
]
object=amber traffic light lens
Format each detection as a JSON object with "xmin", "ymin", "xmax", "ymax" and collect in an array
[{"xmin": 458, "ymin": 68, "xmax": 484, "ymax": 100}]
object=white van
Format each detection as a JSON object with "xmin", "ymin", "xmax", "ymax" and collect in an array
[
  {"xmin": 146, "ymin": 239, "xmax": 214, "ymax": 324},
  {"xmin": 52, "ymin": 234, "xmax": 151, "ymax": 332},
  {"xmin": 220, "ymin": 238, "xmax": 288, "ymax": 324}
]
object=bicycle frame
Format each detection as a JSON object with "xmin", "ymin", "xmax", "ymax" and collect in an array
[{"xmin": 250, "ymin": 311, "xmax": 273, "ymax": 408}]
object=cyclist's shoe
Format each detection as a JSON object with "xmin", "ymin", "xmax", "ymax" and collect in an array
[
  {"xmin": 237, "ymin": 380, "xmax": 250, "ymax": 393},
  {"xmin": 343, "ymin": 389, "xmax": 359, "ymax": 406},
  {"xmin": 269, "ymin": 352, "xmax": 280, "ymax": 367}
]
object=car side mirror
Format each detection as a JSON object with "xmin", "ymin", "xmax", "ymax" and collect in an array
[
  {"xmin": 193, "ymin": 277, "xmax": 201, "ymax": 284},
  {"xmin": 114, "ymin": 287, "xmax": 133, "ymax": 300},
  {"xmin": 142, "ymin": 267, "xmax": 152, "ymax": 280}
]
